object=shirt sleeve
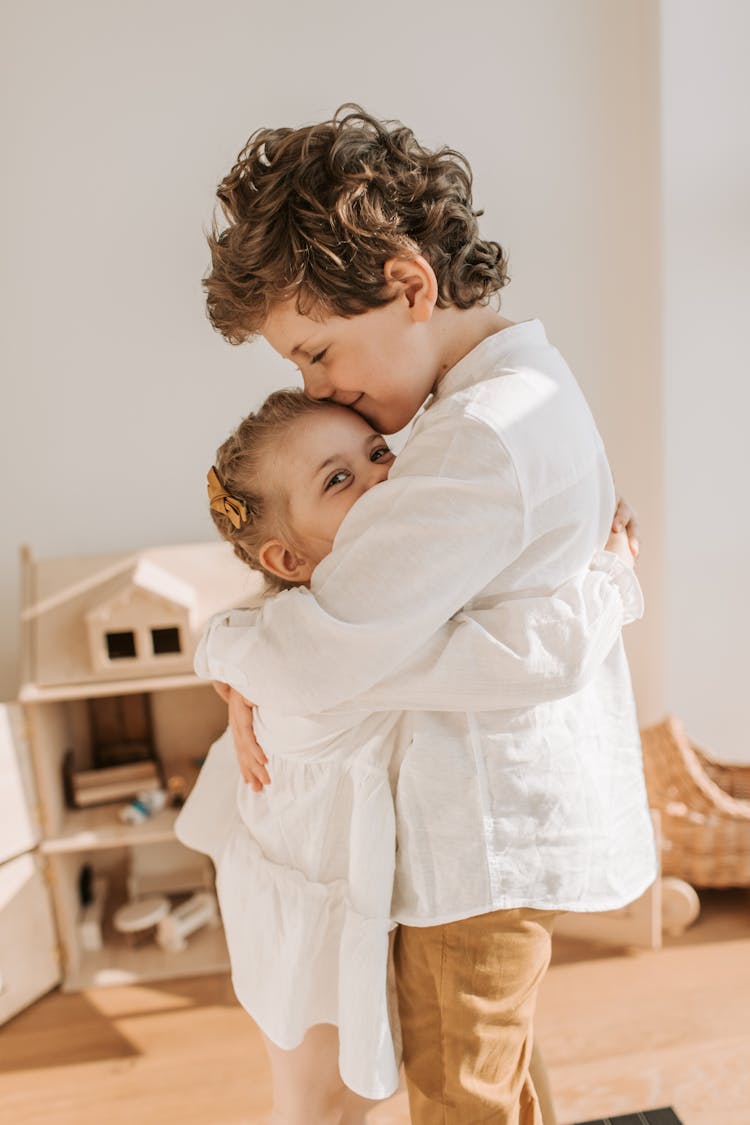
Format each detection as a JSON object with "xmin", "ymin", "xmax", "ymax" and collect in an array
[
  {"xmin": 197, "ymin": 412, "xmax": 528, "ymax": 714},
  {"xmin": 195, "ymin": 552, "xmax": 643, "ymax": 713},
  {"xmin": 328, "ymin": 551, "xmax": 643, "ymax": 712}
]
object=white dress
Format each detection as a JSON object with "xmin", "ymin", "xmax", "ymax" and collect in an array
[{"xmin": 175, "ymin": 705, "xmax": 409, "ymax": 1100}]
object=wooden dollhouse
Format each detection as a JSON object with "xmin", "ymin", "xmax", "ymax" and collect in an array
[{"xmin": 0, "ymin": 542, "xmax": 263, "ymax": 1026}]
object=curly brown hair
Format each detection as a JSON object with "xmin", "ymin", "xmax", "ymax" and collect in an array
[
  {"xmin": 205, "ymin": 104, "xmax": 509, "ymax": 344},
  {"xmin": 210, "ymin": 388, "xmax": 330, "ymax": 594}
]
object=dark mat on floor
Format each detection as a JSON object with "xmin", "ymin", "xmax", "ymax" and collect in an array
[{"xmin": 574, "ymin": 1109, "xmax": 683, "ymax": 1125}]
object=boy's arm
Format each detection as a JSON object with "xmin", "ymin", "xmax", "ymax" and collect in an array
[
  {"xmin": 200, "ymin": 413, "xmax": 527, "ymax": 714},
  {"xmin": 196, "ymin": 549, "xmax": 642, "ymax": 713},
  {"xmin": 332, "ymin": 550, "xmax": 641, "ymax": 712}
]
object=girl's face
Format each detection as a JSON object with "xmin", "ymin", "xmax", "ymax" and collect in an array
[{"xmin": 261, "ymin": 404, "xmax": 395, "ymax": 583}]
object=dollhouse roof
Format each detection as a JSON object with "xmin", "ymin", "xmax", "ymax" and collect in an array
[
  {"xmin": 85, "ymin": 559, "xmax": 197, "ymax": 624},
  {"xmin": 20, "ymin": 542, "xmax": 263, "ymax": 695}
]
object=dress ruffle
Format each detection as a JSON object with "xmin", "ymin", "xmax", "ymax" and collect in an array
[{"xmin": 175, "ymin": 729, "xmax": 401, "ymax": 1100}]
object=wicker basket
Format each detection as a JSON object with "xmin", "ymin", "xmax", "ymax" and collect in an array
[{"xmin": 640, "ymin": 716, "xmax": 750, "ymax": 887}]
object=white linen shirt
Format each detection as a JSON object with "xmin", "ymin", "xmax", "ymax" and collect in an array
[{"xmin": 199, "ymin": 320, "xmax": 658, "ymax": 921}]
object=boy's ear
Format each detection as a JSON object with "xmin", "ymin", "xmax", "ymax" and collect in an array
[
  {"xmin": 258, "ymin": 538, "xmax": 313, "ymax": 584},
  {"xmin": 383, "ymin": 255, "xmax": 438, "ymax": 324}
]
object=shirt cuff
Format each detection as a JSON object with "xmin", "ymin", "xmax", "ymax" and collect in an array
[
  {"xmin": 193, "ymin": 606, "xmax": 263, "ymax": 684},
  {"xmin": 193, "ymin": 610, "xmax": 234, "ymax": 680},
  {"xmin": 590, "ymin": 550, "xmax": 645, "ymax": 624}
]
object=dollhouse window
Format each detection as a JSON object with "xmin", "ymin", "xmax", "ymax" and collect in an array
[
  {"xmin": 151, "ymin": 627, "xmax": 181, "ymax": 655},
  {"xmin": 106, "ymin": 631, "xmax": 137, "ymax": 660}
]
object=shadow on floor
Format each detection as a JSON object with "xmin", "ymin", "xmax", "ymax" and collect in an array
[{"xmin": 0, "ymin": 972, "xmax": 239, "ymax": 1073}]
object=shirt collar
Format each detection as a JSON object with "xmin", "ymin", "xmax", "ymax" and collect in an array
[{"xmin": 433, "ymin": 318, "xmax": 546, "ymax": 401}]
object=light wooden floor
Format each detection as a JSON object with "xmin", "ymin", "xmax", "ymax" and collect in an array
[{"xmin": 2, "ymin": 889, "xmax": 749, "ymax": 1125}]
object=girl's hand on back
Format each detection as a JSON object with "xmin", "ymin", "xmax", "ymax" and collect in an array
[
  {"xmin": 212, "ymin": 679, "xmax": 232, "ymax": 704},
  {"xmin": 604, "ymin": 527, "xmax": 635, "ymax": 569},
  {"xmin": 216, "ymin": 684, "xmax": 271, "ymax": 790},
  {"xmin": 612, "ymin": 496, "xmax": 640, "ymax": 560}
]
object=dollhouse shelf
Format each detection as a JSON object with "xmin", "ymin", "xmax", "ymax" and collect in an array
[
  {"xmin": 40, "ymin": 805, "xmax": 189, "ymax": 855},
  {"xmin": 19, "ymin": 673, "xmax": 200, "ymax": 704},
  {"xmin": 63, "ymin": 919, "xmax": 230, "ymax": 992}
]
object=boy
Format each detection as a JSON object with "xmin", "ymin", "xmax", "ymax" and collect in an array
[{"xmin": 199, "ymin": 106, "xmax": 656, "ymax": 1123}]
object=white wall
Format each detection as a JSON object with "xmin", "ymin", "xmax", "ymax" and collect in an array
[
  {"xmin": 1, "ymin": 1, "xmax": 663, "ymax": 718},
  {"xmin": 661, "ymin": 0, "xmax": 750, "ymax": 760}
]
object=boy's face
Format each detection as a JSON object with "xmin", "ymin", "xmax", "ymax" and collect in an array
[{"xmin": 261, "ymin": 290, "xmax": 440, "ymax": 436}]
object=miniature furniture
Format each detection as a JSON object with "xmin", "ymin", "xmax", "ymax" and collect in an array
[
  {"xmin": 113, "ymin": 894, "xmax": 171, "ymax": 947},
  {"xmin": 641, "ymin": 715, "xmax": 750, "ymax": 886},
  {"xmin": 0, "ymin": 542, "xmax": 262, "ymax": 1023},
  {"xmin": 156, "ymin": 891, "xmax": 220, "ymax": 953},
  {"xmin": 77, "ymin": 872, "xmax": 109, "ymax": 952}
]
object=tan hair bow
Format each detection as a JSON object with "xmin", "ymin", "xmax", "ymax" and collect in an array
[{"xmin": 207, "ymin": 466, "xmax": 248, "ymax": 530}]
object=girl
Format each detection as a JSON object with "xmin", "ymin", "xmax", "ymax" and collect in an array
[{"xmin": 176, "ymin": 388, "xmax": 640, "ymax": 1125}]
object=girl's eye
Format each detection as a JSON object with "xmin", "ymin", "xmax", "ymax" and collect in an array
[
  {"xmin": 325, "ymin": 470, "xmax": 350, "ymax": 490},
  {"xmin": 310, "ymin": 350, "xmax": 327, "ymax": 365},
  {"xmin": 371, "ymin": 446, "xmax": 392, "ymax": 462}
]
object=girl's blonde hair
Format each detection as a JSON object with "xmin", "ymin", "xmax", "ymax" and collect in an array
[{"xmin": 210, "ymin": 388, "xmax": 329, "ymax": 592}]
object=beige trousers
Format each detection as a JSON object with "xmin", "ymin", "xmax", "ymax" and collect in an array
[{"xmin": 393, "ymin": 907, "xmax": 559, "ymax": 1125}]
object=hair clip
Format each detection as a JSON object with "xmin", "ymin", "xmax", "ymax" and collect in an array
[{"xmin": 207, "ymin": 466, "xmax": 248, "ymax": 529}]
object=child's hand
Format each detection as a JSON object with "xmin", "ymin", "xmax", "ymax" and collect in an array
[
  {"xmin": 604, "ymin": 527, "xmax": 635, "ymax": 568},
  {"xmin": 223, "ymin": 685, "xmax": 271, "ymax": 791},
  {"xmin": 612, "ymin": 496, "xmax": 640, "ymax": 560}
]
